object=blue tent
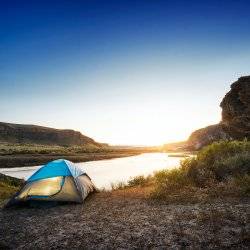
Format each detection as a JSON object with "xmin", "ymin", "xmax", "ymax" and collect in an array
[{"xmin": 7, "ymin": 159, "xmax": 95, "ymax": 206}]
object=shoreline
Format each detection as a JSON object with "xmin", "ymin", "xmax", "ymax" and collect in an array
[{"xmin": 0, "ymin": 152, "xmax": 145, "ymax": 168}]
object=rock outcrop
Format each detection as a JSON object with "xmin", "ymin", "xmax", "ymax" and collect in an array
[
  {"xmin": 220, "ymin": 76, "xmax": 250, "ymax": 139},
  {"xmin": 187, "ymin": 76, "xmax": 250, "ymax": 149},
  {"xmin": 0, "ymin": 122, "xmax": 101, "ymax": 147},
  {"xmin": 187, "ymin": 124, "xmax": 231, "ymax": 150}
]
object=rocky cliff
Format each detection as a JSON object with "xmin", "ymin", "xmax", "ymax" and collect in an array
[
  {"xmin": 0, "ymin": 122, "xmax": 101, "ymax": 147},
  {"xmin": 187, "ymin": 124, "xmax": 231, "ymax": 150},
  {"xmin": 220, "ymin": 76, "xmax": 250, "ymax": 139},
  {"xmin": 187, "ymin": 76, "xmax": 250, "ymax": 149}
]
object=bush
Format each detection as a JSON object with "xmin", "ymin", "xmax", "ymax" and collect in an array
[
  {"xmin": 110, "ymin": 175, "xmax": 152, "ymax": 190},
  {"xmin": 183, "ymin": 140, "xmax": 250, "ymax": 186},
  {"xmin": 151, "ymin": 140, "xmax": 250, "ymax": 199},
  {"xmin": 150, "ymin": 168, "xmax": 192, "ymax": 200},
  {"xmin": 110, "ymin": 181, "xmax": 127, "ymax": 190},
  {"xmin": 0, "ymin": 174, "xmax": 24, "ymax": 203},
  {"xmin": 154, "ymin": 169, "xmax": 189, "ymax": 190},
  {"xmin": 0, "ymin": 173, "xmax": 24, "ymax": 187},
  {"xmin": 127, "ymin": 175, "xmax": 152, "ymax": 187}
]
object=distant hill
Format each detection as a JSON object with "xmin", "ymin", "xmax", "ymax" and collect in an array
[{"xmin": 0, "ymin": 122, "xmax": 101, "ymax": 147}]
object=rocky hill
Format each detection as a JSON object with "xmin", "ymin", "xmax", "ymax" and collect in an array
[
  {"xmin": 220, "ymin": 76, "xmax": 250, "ymax": 139},
  {"xmin": 187, "ymin": 76, "xmax": 250, "ymax": 149},
  {"xmin": 0, "ymin": 122, "xmax": 101, "ymax": 147},
  {"xmin": 186, "ymin": 124, "xmax": 231, "ymax": 150}
]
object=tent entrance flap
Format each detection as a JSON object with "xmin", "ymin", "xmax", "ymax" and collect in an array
[{"xmin": 17, "ymin": 176, "xmax": 64, "ymax": 199}]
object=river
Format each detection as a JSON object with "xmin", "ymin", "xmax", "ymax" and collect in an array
[{"xmin": 0, "ymin": 153, "xmax": 186, "ymax": 189}]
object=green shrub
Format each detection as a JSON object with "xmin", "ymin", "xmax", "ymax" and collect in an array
[
  {"xmin": 151, "ymin": 140, "xmax": 250, "ymax": 199},
  {"xmin": 197, "ymin": 140, "xmax": 250, "ymax": 162},
  {"xmin": 150, "ymin": 168, "xmax": 191, "ymax": 199},
  {"xmin": 181, "ymin": 140, "xmax": 250, "ymax": 186},
  {"xmin": 110, "ymin": 181, "xmax": 127, "ymax": 190},
  {"xmin": 0, "ymin": 173, "xmax": 24, "ymax": 187},
  {"xmin": 154, "ymin": 169, "xmax": 189, "ymax": 190},
  {"xmin": 127, "ymin": 175, "xmax": 152, "ymax": 187},
  {"xmin": 0, "ymin": 174, "xmax": 24, "ymax": 203}
]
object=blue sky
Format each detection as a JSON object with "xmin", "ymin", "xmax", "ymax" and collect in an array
[{"xmin": 1, "ymin": 0, "xmax": 250, "ymax": 145}]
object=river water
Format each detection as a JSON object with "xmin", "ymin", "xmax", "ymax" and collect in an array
[{"xmin": 0, "ymin": 153, "xmax": 185, "ymax": 189}]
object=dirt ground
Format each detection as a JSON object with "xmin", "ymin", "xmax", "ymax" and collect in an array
[{"xmin": 0, "ymin": 188, "xmax": 249, "ymax": 249}]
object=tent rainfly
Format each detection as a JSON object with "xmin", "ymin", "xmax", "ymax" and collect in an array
[{"xmin": 6, "ymin": 159, "xmax": 95, "ymax": 207}]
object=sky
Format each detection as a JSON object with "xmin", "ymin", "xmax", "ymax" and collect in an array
[{"xmin": 1, "ymin": 0, "xmax": 250, "ymax": 145}]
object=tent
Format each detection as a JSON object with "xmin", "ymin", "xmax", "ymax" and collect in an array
[{"xmin": 6, "ymin": 159, "xmax": 95, "ymax": 207}]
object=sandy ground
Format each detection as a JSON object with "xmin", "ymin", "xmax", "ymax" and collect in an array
[{"xmin": 0, "ymin": 188, "xmax": 249, "ymax": 249}]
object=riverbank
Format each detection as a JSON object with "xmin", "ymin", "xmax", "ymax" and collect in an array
[
  {"xmin": 0, "ymin": 143, "xmax": 160, "ymax": 168},
  {"xmin": 1, "ymin": 187, "xmax": 249, "ymax": 249},
  {"xmin": 0, "ymin": 151, "xmax": 145, "ymax": 168}
]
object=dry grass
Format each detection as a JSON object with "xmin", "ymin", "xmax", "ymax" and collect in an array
[{"xmin": 0, "ymin": 174, "xmax": 24, "ymax": 204}]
